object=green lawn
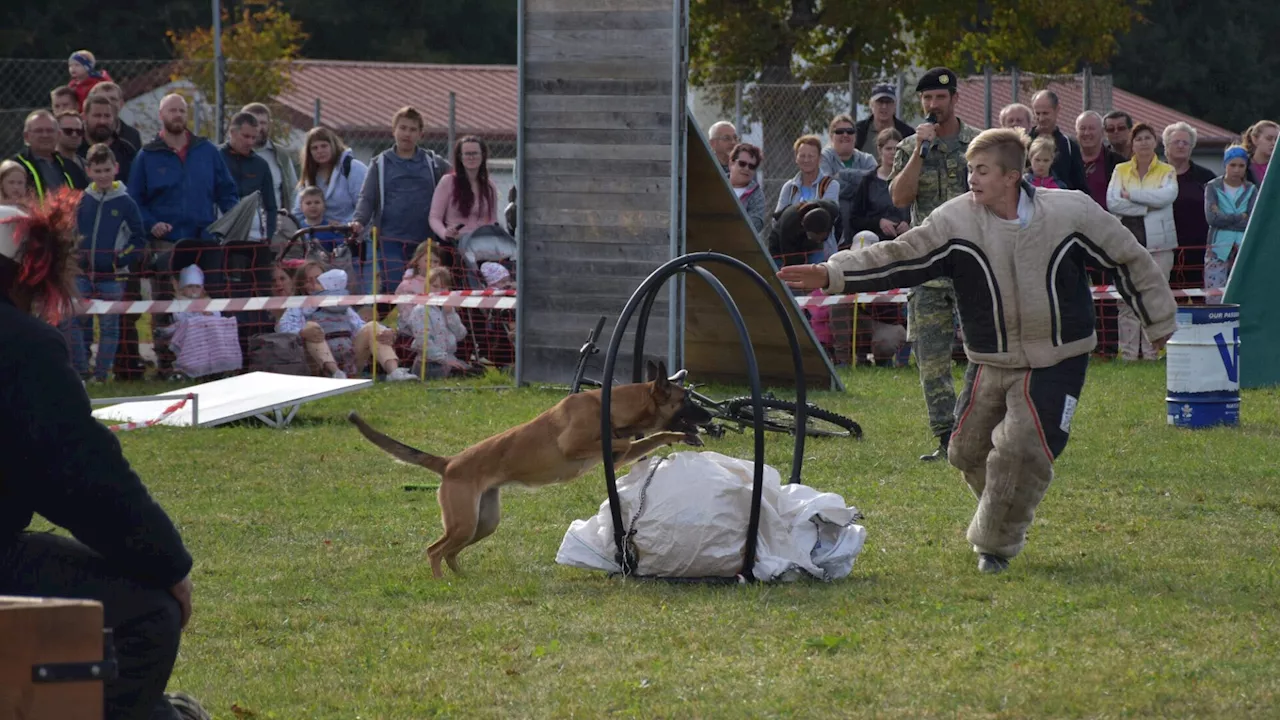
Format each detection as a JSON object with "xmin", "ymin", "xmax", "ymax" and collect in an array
[{"xmin": 84, "ymin": 361, "xmax": 1280, "ymax": 718}]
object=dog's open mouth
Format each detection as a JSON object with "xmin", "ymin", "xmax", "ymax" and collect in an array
[{"xmin": 666, "ymin": 397, "xmax": 714, "ymax": 446}]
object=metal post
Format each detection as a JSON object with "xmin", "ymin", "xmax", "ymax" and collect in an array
[
  {"xmin": 983, "ymin": 65, "xmax": 993, "ymax": 128},
  {"xmin": 447, "ymin": 91, "xmax": 457, "ymax": 154},
  {"xmin": 1082, "ymin": 64, "xmax": 1093, "ymax": 110},
  {"xmin": 212, "ymin": 0, "xmax": 225, "ymax": 143},
  {"xmin": 849, "ymin": 61, "xmax": 859, "ymax": 116},
  {"xmin": 313, "ymin": 98, "xmax": 321, "ymax": 127},
  {"xmin": 734, "ymin": 80, "xmax": 743, "ymax": 131},
  {"xmin": 1011, "ymin": 66, "xmax": 1020, "ymax": 104}
]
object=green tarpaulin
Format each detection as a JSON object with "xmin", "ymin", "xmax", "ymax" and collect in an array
[{"xmin": 1223, "ymin": 168, "xmax": 1279, "ymax": 388}]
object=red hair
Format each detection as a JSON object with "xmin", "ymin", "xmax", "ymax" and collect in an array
[{"xmin": 1, "ymin": 188, "xmax": 81, "ymax": 325}]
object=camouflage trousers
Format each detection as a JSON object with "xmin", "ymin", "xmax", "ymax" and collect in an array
[{"xmin": 907, "ymin": 284, "xmax": 959, "ymax": 438}]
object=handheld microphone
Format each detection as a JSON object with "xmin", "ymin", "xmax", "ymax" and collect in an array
[{"xmin": 919, "ymin": 113, "xmax": 938, "ymax": 160}]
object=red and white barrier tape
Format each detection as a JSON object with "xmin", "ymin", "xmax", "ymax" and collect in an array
[
  {"xmin": 106, "ymin": 393, "xmax": 194, "ymax": 433},
  {"xmin": 793, "ymin": 286, "xmax": 1225, "ymax": 307},
  {"xmin": 78, "ymin": 285, "xmax": 1220, "ymax": 314},
  {"xmin": 79, "ymin": 289, "xmax": 517, "ymax": 315}
]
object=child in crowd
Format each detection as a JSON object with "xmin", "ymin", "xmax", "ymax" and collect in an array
[
  {"xmin": 477, "ymin": 261, "xmax": 515, "ymax": 367},
  {"xmin": 276, "ymin": 265, "xmax": 416, "ymax": 381},
  {"xmin": 296, "ymin": 186, "xmax": 345, "ymax": 254},
  {"xmin": 1204, "ymin": 145, "xmax": 1258, "ymax": 290},
  {"xmin": 0, "ymin": 160, "xmax": 33, "ymax": 209},
  {"xmin": 168, "ymin": 264, "xmax": 243, "ymax": 379},
  {"xmin": 71, "ymin": 144, "xmax": 143, "ymax": 381},
  {"xmin": 1025, "ymin": 136, "xmax": 1063, "ymax": 189},
  {"xmin": 406, "ymin": 266, "xmax": 473, "ymax": 377},
  {"xmin": 67, "ymin": 50, "xmax": 112, "ymax": 109}
]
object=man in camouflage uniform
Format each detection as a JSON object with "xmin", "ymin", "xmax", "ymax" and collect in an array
[{"xmin": 889, "ymin": 67, "xmax": 981, "ymax": 461}]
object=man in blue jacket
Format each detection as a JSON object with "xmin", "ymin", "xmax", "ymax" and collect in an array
[
  {"xmin": 127, "ymin": 94, "xmax": 237, "ymax": 374},
  {"xmin": 127, "ymin": 94, "xmax": 238, "ymax": 245}
]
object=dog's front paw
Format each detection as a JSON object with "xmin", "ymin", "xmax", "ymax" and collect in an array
[{"xmin": 681, "ymin": 431, "xmax": 704, "ymax": 447}]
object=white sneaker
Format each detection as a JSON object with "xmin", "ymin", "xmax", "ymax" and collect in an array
[
  {"xmin": 386, "ymin": 367, "xmax": 417, "ymax": 382},
  {"xmin": 331, "ymin": 369, "xmax": 347, "ymax": 379}
]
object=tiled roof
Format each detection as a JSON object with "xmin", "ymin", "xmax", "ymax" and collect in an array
[
  {"xmin": 274, "ymin": 60, "xmax": 518, "ymax": 139},
  {"xmin": 953, "ymin": 74, "xmax": 1238, "ymax": 146}
]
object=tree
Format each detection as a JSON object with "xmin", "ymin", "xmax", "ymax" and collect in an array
[
  {"xmin": 168, "ymin": 3, "xmax": 307, "ymax": 138},
  {"xmin": 1109, "ymin": 0, "xmax": 1280, "ymax": 134},
  {"xmin": 691, "ymin": 0, "xmax": 1143, "ymax": 187}
]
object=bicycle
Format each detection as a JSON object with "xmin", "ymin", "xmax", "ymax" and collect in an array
[{"xmin": 569, "ymin": 316, "xmax": 862, "ymax": 440}]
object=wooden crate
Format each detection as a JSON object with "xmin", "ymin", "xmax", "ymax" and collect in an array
[{"xmin": 0, "ymin": 596, "xmax": 105, "ymax": 720}]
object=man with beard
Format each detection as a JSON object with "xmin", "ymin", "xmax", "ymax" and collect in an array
[
  {"xmin": 78, "ymin": 94, "xmax": 137, "ymax": 182},
  {"xmin": 128, "ymin": 93, "xmax": 238, "ymax": 246},
  {"xmin": 85, "ymin": 81, "xmax": 144, "ymax": 154},
  {"xmin": 127, "ymin": 93, "xmax": 237, "ymax": 376}
]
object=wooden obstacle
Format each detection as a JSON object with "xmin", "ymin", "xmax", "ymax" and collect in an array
[
  {"xmin": 515, "ymin": 0, "xmax": 841, "ymax": 389},
  {"xmin": 0, "ymin": 596, "xmax": 107, "ymax": 720}
]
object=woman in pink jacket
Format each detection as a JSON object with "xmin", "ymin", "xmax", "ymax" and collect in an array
[{"xmin": 429, "ymin": 136, "xmax": 500, "ymax": 245}]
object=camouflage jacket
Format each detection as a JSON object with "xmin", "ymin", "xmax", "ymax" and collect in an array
[{"xmin": 890, "ymin": 120, "xmax": 981, "ymax": 290}]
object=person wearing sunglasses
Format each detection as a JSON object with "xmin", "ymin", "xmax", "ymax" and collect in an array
[
  {"xmin": 820, "ymin": 113, "xmax": 877, "ymax": 178},
  {"xmin": 11, "ymin": 109, "xmax": 87, "ymax": 203},
  {"xmin": 55, "ymin": 110, "xmax": 89, "ymax": 174},
  {"xmin": 727, "ymin": 143, "xmax": 766, "ymax": 232}
]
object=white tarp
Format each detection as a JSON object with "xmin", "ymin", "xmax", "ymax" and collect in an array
[{"xmin": 556, "ymin": 451, "xmax": 866, "ymax": 582}]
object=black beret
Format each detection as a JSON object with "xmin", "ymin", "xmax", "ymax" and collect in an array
[{"xmin": 916, "ymin": 67, "xmax": 958, "ymax": 93}]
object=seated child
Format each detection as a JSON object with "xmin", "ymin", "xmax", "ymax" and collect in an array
[
  {"xmin": 168, "ymin": 264, "xmax": 243, "ymax": 379},
  {"xmin": 276, "ymin": 265, "xmax": 416, "ymax": 381},
  {"xmin": 1025, "ymin": 136, "xmax": 1064, "ymax": 189},
  {"xmin": 405, "ymin": 267, "xmax": 473, "ymax": 378},
  {"xmin": 0, "ymin": 160, "xmax": 34, "ymax": 209}
]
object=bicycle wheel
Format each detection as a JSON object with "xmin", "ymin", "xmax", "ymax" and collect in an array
[{"xmin": 723, "ymin": 397, "xmax": 863, "ymax": 439}]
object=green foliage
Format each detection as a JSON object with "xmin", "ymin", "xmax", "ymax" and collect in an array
[
  {"xmin": 168, "ymin": 2, "xmax": 307, "ymax": 127},
  {"xmin": 1110, "ymin": 0, "xmax": 1280, "ymax": 133}
]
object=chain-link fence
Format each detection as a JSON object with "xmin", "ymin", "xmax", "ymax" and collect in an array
[
  {"xmin": 1, "ymin": 57, "xmax": 518, "ymax": 201},
  {"xmin": 689, "ymin": 65, "xmax": 1116, "ymax": 210}
]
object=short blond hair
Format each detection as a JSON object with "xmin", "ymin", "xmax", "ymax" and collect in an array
[
  {"xmin": 1029, "ymin": 135, "xmax": 1057, "ymax": 161},
  {"xmin": 793, "ymin": 135, "xmax": 822, "ymax": 154},
  {"xmin": 965, "ymin": 128, "xmax": 1030, "ymax": 174}
]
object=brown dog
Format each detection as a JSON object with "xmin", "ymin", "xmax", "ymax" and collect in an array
[{"xmin": 348, "ymin": 361, "xmax": 711, "ymax": 578}]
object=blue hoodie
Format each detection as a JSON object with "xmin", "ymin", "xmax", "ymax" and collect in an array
[
  {"xmin": 127, "ymin": 133, "xmax": 239, "ymax": 241},
  {"xmin": 77, "ymin": 181, "xmax": 145, "ymax": 276}
]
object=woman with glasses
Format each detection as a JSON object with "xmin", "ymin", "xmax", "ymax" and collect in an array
[
  {"xmin": 819, "ymin": 114, "xmax": 877, "ymax": 177},
  {"xmin": 1161, "ymin": 122, "xmax": 1216, "ymax": 288},
  {"xmin": 728, "ymin": 143, "xmax": 765, "ymax": 232}
]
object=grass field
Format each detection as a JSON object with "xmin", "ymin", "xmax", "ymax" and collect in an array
[{"xmin": 82, "ymin": 361, "xmax": 1280, "ymax": 718}]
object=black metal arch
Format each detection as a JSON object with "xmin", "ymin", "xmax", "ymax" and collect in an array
[{"xmin": 598, "ymin": 251, "xmax": 809, "ymax": 580}]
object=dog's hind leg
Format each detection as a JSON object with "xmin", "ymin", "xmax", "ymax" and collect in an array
[
  {"xmin": 427, "ymin": 481, "xmax": 479, "ymax": 579},
  {"xmin": 467, "ymin": 488, "xmax": 502, "ymax": 548}
]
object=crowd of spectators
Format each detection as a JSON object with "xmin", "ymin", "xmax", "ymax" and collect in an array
[
  {"xmin": 4, "ymin": 51, "xmax": 518, "ymax": 384},
  {"xmin": 711, "ymin": 83, "xmax": 1275, "ymax": 366}
]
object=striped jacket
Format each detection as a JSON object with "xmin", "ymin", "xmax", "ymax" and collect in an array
[{"xmin": 822, "ymin": 183, "xmax": 1178, "ymax": 369}]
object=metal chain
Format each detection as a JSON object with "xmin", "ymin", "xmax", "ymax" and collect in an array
[{"xmin": 622, "ymin": 457, "xmax": 665, "ymax": 576}]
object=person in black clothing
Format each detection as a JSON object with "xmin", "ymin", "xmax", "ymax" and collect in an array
[
  {"xmin": 0, "ymin": 196, "xmax": 207, "ymax": 720},
  {"xmin": 13, "ymin": 109, "xmax": 87, "ymax": 202},
  {"xmin": 220, "ymin": 112, "xmax": 279, "ymax": 242},
  {"xmin": 1029, "ymin": 91, "xmax": 1088, "ymax": 191},
  {"xmin": 854, "ymin": 83, "xmax": 916, "ymax": 155},
  {"xmin": 80, "ymin": 94, "xmax": 138, "ymax": 183},
  {"xmin": 87, "ymin": 81, "xmax": 145, "ymax": 155}
]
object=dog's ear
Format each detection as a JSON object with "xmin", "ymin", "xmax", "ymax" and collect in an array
[{"xmin": 646, "ymin": 359, "xmax": 660, "ymax": 383}]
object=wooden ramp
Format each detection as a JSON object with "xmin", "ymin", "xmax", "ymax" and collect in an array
[
  {"xmin": 515, "ymin": 0, "xmax": 684, "ymax": 385},
  {"xmin": 514, "ymin": 0, "xmax": 841, "ymax": 390},
  {"xmin": 683, "ymin": 113, "xmax": 843, "ymax": 390}
]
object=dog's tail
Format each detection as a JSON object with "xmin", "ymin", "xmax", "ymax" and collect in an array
[{"xmin": 348, "ymin": 412, "xmax": 449, "ymax": 475}]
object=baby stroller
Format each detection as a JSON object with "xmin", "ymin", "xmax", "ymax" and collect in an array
[
  {"xmin": 455, "ymin": 223, "xmax": 517, "ymax": 367},
  {"xmin": 275, "ymin": 223, "xmax": 363, "ymax": 294}
]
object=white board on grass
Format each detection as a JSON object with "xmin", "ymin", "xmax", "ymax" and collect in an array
[{"xmin": 91, "ymin": 371, "xmax": 373, "ymax": 428}]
